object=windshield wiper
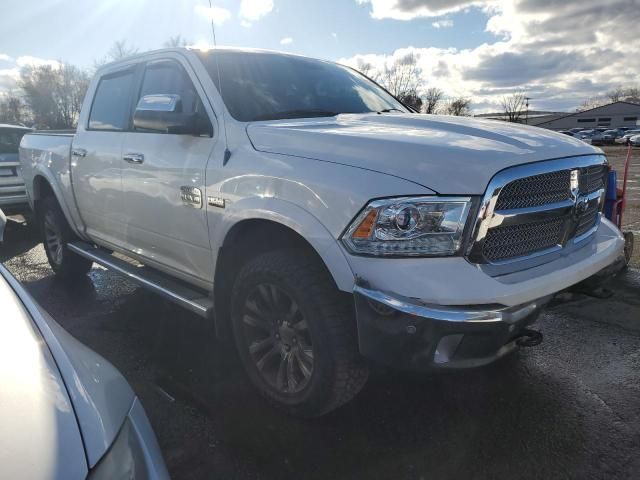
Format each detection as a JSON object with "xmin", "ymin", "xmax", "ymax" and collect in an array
[
  {"xmin": 254, "ymin": 110, "xmax": 339, "ymax": 121},
  {"xmin": 377, "ymin": 108, "xmax": 404, "ymax": 114}
]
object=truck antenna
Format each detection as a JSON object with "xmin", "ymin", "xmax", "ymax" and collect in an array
[{"xmin": 207, "ymin": 0, "xmax": 231, "ymax": 165}]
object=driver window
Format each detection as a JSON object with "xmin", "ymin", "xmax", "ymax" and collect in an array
[{"xmin": 136, "ymin": 60, "xmax": 204, "ymax": 133}]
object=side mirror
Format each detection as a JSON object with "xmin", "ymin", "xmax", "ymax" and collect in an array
[
  {"xmin": 133, "ymin": 94, "xmax": 211, "ymax": 136},
  {"xmin": 0, "ymin": 208, "xmax": 6, "ymax": 244}
]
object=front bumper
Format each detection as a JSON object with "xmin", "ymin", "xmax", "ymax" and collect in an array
[
  {"xmin": 354, "ymin": 285, "xmax": 550, "ymax": 370},
  {"xmin": 0, "ymin": 190, "xmax": 29, "ymax": 214}
]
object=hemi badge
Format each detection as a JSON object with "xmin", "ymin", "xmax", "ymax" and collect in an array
[{"xmin": 208, "ymin": 196, "xmax": 226, "ymax": 208}]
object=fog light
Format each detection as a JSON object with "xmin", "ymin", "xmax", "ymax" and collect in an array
[{"xmin": 367, "ymin": 298, "xmax": 397, "ymax": 316}]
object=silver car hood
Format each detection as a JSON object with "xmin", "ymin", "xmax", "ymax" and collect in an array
[
  {"xmin": 0, "ymin": 273, "xmax": 87, "ymax": 479},
  {"xmin": 247, "ymin": 113, "xmax": 602, "ymax": 194},
  {"xmin": 1, "ymin": 265, "xmax": 135, "ymax": 468}
]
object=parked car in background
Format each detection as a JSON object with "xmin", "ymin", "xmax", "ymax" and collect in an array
[
  {"xmin": 573, "ymin": 129, "xmax": 595, "ymax": 143},
  {"xmin": 559, "ymin": 130, "xmax": 574, "ymax": 136},
  {"xmin": 569, "ymin": 128, "xmax": 584, "ymax": 134},
  {"xmin": 19, "ymin": 47, "xmax": 625, "ymax": 417},
  {"xmin": 0, "ymin": 210, "xmax": 169, "ymax": 480},
  {"xmin": 630, "ymin": 134, "xmax": 640, "ymax": 147},
  {"xmin": 0, "ymin": 124, "xmax": 32, "ymax": 216},
  {"xmin": 591, "ymin": 129, "xmax": 620, "ymax": 146},
  {"xmin": 616, "ymin": 129, "xmax": 640, "ymax": 144}
]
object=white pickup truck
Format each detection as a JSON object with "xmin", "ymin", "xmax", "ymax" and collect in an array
[{"xmin": 20, "ymin": 47, "xmax": 625, "ymax": 416}]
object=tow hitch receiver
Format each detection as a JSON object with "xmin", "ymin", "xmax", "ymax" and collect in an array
[{"xmin": 514, "ymin": 328, "xmax": 543, "ymax": 347}]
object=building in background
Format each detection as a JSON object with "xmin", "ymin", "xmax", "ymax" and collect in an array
[
  {"xmin": 476, "ymin": 102, "xmax": 640, "ymax": 131},
  {"xmin": 535, "ymin": 101, "xmax": 640, "ymax": 131},
  {"xmin": 475, "ymin": 111, "xmax": 567, "ymax": 126}
]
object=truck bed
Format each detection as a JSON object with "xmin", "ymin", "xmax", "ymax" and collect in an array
[{"xmin": 19, "ymin": 131, "xmax": 83, "ymax": 235}]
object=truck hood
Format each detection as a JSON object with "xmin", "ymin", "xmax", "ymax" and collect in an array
[{"xmin": 246, "ymin": 113, "xmax": 601, "ymax": 194}]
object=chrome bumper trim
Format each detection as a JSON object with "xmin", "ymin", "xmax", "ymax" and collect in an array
[{"xmin": 354, "ymin": 285, "xmax": 546, "ymax": 324}]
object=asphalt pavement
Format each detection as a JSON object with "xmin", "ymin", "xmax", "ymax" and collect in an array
[{"xmin": 1, "ymin": 218, "xmax": 639, "ymax": 480}]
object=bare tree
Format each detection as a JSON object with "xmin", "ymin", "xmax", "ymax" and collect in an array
[
  {"xmin": 423, "ymin": 87, "xmax": 444, "ymax": 114},
  {"xmin": 20, "ymin": 63, "xmax": 90, "ymax": 129},
  {"xmin": 163, "ymin": 35, "xmax": 190, "ymax": 48},
  {"xmin": 501, "ymin": 92, "xmax": 527, "ymax": 122},
  {"xmin": 353, "ymin": 55, "xmax": 424, "ymax": 111},
  {"xmin": 577, "ymin": 96, "xmax": 607, "ymax": 111},
  {"xmin": 0, "ymin": 92, "xmax": 29, "ymax": 125},
  {"xmin": 607, "ymin": 86, "xmax": 625, "ymax": 103},
  {"xmin": 444, "ymin": 97, "xmax": 472, "ymax": 116},
  {"xmin": 94, "ymin": 40, "xmax": 140, "ymax": 69},
  {"xmin": 354, "ymin": 60, "xmax": 379, "ymax": 82},
  {"xmin": 380, "ymin": 53, "xmax": 421, "ymax": 101},
  {"xmin": 107, "ymin": 40, "xmax": 139, "ymax": 60},
  {"xmin": 577, "ymin": 85, "xmax": 640, "ymax": 111}
]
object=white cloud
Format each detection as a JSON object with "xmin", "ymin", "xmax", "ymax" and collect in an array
[
  {"xmin": 357, "ymin": 0, "xmax": 482, "ymax": 20},
  {"xmin": 0, "ymin": 68, "xmax": 20, "ymax": 91},
  {"xmin": 280, "ymin": 37, "xmax": 293, "ymax": 45},
  {"xmin": 194, "ymin": 4, "xmax": 232, "ymax": 26},
  {"xmin": 331, "ymin": 32, "xmax": 338, "ymax": 39},
  {"xmin": 239, "ymin": 0, "xmax": 274, "ymax": 24},
  {"xmin": 432, "ymin": 19, "xmax": 454, "ymax": 28},
  {"xmin": 0, "ymin": 56, "xmax": 61, "ymax": 92},
  {"xmin": 16, "ymin": 56, "xmax": 60, "ymax": 69},
  {"xmin": 347, "ymin": 0, "xmax": 640, "ymax": 112}
]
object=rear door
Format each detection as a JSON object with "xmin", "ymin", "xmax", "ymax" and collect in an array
[
  {"xmin": 120, "ymin": 57, "xmax": 216, "ymax": 287},
  {"xmin": 72, "ymin": 66, "xmax": 137, "ymax": 247}
]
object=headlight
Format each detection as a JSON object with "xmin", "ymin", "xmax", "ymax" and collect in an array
[{"xmin": 342, "ymin": 197, "xmax": 472, "ymax": 257}]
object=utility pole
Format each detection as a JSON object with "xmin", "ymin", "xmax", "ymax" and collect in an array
[{"xmin": 525, "ymin": 97, "xmax": 531, "ymax": 125}]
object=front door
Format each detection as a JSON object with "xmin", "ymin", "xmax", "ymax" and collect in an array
[
  {"xmin": 72, "ymin": 66, "xmax": 137, "ymax": 247},
  {"xmin": 120, "ymin": 58, "xmax": 216, "ymax": 287}
]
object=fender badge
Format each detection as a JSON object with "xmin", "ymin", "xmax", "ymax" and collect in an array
[
  {"xmin": 180, "ymin": 186, "xmax": 203, "ymax": 209},
  {"xmin": 208, "ymin": 196, "xmax": 226, "ymax": 208}
]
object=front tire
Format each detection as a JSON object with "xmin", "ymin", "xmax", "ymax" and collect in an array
[
  {"xmin": 40, "ymin": 195, "xmax": 92, "ymax": 277},
  {"xmin": 231, "ymin": 249, "xmax": 368, "ymax": 417}
]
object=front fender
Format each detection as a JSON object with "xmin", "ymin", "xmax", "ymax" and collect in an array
[{"xmin": 210, "ymin": 196, "xmax": 355, "ymax": 292}]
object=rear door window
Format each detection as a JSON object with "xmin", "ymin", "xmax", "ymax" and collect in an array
[{"xmin": 89, "ymin": 70, "xmax": 135, "ymax": 131}]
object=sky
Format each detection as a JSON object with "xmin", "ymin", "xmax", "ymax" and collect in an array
[{"xmin": 1, "ymin": 0, "xmax": 639, "ymax": 113}]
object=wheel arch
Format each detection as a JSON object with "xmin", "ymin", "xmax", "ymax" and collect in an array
[
  {"xmin": 31, "ymin": 173, "xmax": 85, "ymax": 239},
  {"xmin": 212, "ymin": 213, "xmax": 355, "ymax": 337}
]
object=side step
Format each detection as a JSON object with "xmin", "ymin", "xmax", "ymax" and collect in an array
[{"xmin": 68, "ymin": 241, "xmax": 214, "ymax": 318}]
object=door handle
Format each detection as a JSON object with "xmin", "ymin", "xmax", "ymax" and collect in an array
[
  {"xmin": 123, "ymin": 153, "xmax": 145, "ymax": 164},
  {"xmin": 71, "ymin": 148, "xmax": 87, "ymax": 158}
]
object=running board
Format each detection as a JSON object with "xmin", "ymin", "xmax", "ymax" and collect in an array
[{"xmin": 67, "ymin": 241, "xmax": 213, "ymax": 318}]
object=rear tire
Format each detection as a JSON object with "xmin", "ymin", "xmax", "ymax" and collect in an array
[
  {"xmin": 39, "ymin": 195, "xmax": 92, "ymax": 278},
  {"xmin": 230, "ymin": 249, "xmax": 368, "ymax": 417}
]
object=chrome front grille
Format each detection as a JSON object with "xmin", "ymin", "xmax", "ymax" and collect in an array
[
  {"xmin": 579, "ymin": 165, "xmax": 606, "ymax": 194},
  {"xmin": 468, "ymin": 156, "xmax": 607, "ymax": 272},
  {"xmin": 482, "ymin": 215, "xmax": 568, "ymax": 262},
  {"xmin": 494, "ymin": 170, "xmax": 571, "ymax": 210}
]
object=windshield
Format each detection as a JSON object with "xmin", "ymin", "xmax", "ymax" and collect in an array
[
  {"xmin": 197, "ymin": 51, "xmax": 408, "ymax": 122},
  {"xmin": 0, "ymin": 129, "xmax": 28, "ymax": 155}
]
